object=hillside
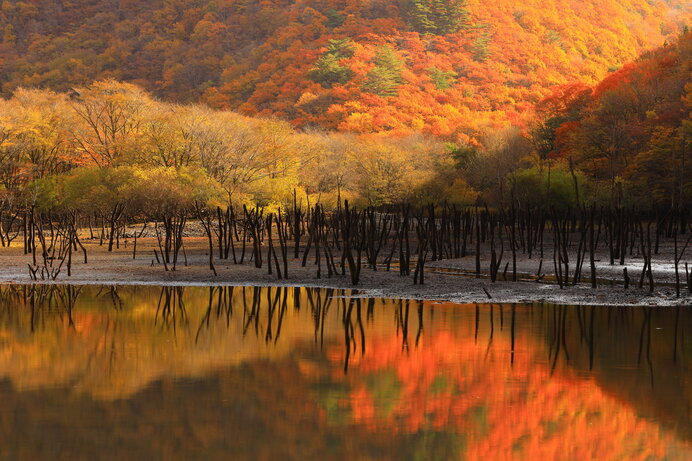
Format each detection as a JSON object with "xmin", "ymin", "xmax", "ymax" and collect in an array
[
  {"xmin": 0, "ymin": 33, "xmax": 688, "ymax": 210},
  {"xmin": 537, "ymin": 30, "xmax": 691, "ymax": 208},
  {"xmin": 0, "ymin": 0, "xmax": 688, "ymax": 142}
]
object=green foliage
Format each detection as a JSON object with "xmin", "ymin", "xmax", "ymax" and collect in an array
[
  {"xmin": 446, "ymin": 143, "xmax": 477, "ymax": 169},
  {"xmin": 472, "ymin": 26, "xmax": 492, "ymax": 62},
  {"xmin": 247, "ymin": 173, "xmax": 298, "ymax": 211},
  {"xmin": 324, "ymin": 9, "xmax": 346, "ymax": 28},
  {"xmin": 427, "ymin": 67, "xmax": 457, "ymax": 90},
  {"xmin": 530, "ymin": 115, "xmax": 568, "ymax": 160},
  {"xmin": 365, "ymin": 370, "xmax": 402, "ymax": 419},
  {"xmin": 23, "ymin": 176, "xmax": 60, "ymax": 212},
  {"xmin": 510, "ymin": 165, "xmax": 582, "ymax": 210},
  {"xmin": 326, "ymin": 38, "xmax": 355, "ymax": 58},
  {"xmin": 403, "ymin": 429, "xmax": 466, "ymax": 461},
  {"xmin": 139, "ymin": 166, "xmax": 223, "ymax": 216},
  {"xmin": 309, "ymin": 39, "xmax": 355, "ymax": 88},
  {"xmin": 362, "ymin": 46, "xmax": 405, "ymax": 97},
  {"xmin": 402, "ymin": 0, "xmax": 470, "ymax": 35},
  {"xmin": 544, "ymin": 30, "xmax": 561, "ymax": 44},
  {"xmin": 309, "ymin": 54, "xmax": 353, "ymax": 87},
  {"xmin": 61, "ymin": 166, "xmax": 145, "ymax": 214},
  {"xmin": 59, "ymin": 166, "xmax": 222, "ymax": 217},
  {"xmin": 316, "ymin": 383, "xmax": 352, "ymax": 425}
]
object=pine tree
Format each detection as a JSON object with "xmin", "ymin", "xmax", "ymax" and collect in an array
[
  {"xmin": 325, "ymin": 9, "xmax": 346, "ymax": 28},
  {"xmin": 472, "ymin": 27, "xmax": 492, "ymax": 62},
  {"xmin": 362, "ymin": 46, "xmax": 405, "ymax": 97},
  {"xmin": 402, "ymin": 0, "xmax": 469, "ymax": 35},
  {"xmin": 326, "ymin": 38, "xmax": 355, "ymax": 58},
  {"xmin": 309, "ymin": 39, "xmax": 355, "ymax": 88},
  {"xmin": 427, "ymin": 67, "xmax": 457, "ymax": 90},
  {"xmin": 309, "ymin": 54, "xmax": 353, "ymax": 87}
]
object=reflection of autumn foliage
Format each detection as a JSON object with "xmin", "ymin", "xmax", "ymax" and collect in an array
[
  {"xmin": 0, "ymin": 286, "xmax": 343, "ymax": 399},
  {"xmin": 328, "ymin": 331, "xmax": 691, "ymax": 460},
  {"xmin": 0, "ymin": 360, "xmax": 369, "ymax": 461},
  {"xmin": 0, "ymin": 286, "xmax": 690, "ymax": 459}
]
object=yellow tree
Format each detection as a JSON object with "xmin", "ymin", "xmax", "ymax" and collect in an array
[{"xmin": 69, "ymin": 80, "xmax": 150, "ymax": 168}]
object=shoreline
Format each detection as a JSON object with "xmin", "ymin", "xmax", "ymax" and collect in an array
[
  {"xmin": 0, "ymin": 238, "xmax": 689, "ymax": 307},
  {"xmin": 1, "ymin": 279, "xmax": 687, "ymax": 307}
]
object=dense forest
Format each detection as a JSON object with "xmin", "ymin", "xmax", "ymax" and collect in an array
[
  {"xmin": 0, "ymin": 0, "xmax": 688, "ymax": 139},
  {"xmin": 0, "ymin": 31, "xmax": 689, "ymax": 215},
  {"xmin": 0, "ymin": 0, "xmax": 689, "ymax": 214}
]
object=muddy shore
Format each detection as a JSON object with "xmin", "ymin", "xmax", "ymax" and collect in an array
[{"xmin": 0, "ymin": 237, "xmax": 690, "ymax": 306}]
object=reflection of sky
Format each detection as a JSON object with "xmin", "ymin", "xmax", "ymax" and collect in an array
[{"xmin": 0, "ymin": 286, "xmax": 689, "ymax": 460}]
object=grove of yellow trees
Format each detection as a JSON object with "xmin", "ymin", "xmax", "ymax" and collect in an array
[{"xmin": 0, "ymin": 80, "xmax": 479, "ymax": 217}]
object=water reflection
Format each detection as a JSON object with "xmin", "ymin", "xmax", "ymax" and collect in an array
[{"xmin": 0, "ymin": 285, "xmax": 689, "ymax": 460}]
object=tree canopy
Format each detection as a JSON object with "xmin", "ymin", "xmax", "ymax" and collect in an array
[{"xmin": 0, "ymin": 0, "xmax": 687, "ymax": 140}]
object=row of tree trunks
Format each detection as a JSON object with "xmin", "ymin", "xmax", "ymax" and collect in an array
[{"xmin": 3, "ymin": 202, "xmax": 691, "ymax": 296}]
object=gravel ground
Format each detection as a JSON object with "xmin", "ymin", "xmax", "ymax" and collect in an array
[{"xmin": 0, "ymin": 237, "xmax": 690, "ymax": 306}]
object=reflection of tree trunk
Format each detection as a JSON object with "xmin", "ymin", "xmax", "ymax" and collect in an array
[
  {"xmin": 510, "ymin": 305, "xmax": 516, "ymax": 366},
  {"xmin": 673, "ymin": 306, "xmax": 680, "ymax": 363},
  {"xmin": 474, "ymin": 305, "xmax": 479, "ymax": 344},
  {"xmin": 587, "ymin": 306, "xmax": 595, "ymax": 370},
  {"xmin": 415, "ymin": 301, "xmax": 424, "ymax": 347},
  {"xmin": 485, "ymin": 304, "xmax": 494, "ymax": 358},
  {"xmin": 637, "ymin": 306, "xmax": 650, "ymax": 366},
  {"xmin": 343, "ymin": 299, "xmax": 354, "ymax": 374}
]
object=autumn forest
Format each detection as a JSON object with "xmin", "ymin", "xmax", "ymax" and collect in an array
[{"xmin": 0, "ymin": 0, "xmax": 689, "ymax": 212}]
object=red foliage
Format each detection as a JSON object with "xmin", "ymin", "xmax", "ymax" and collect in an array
[{"xmin": 0, "ymin": 0, "xmax": 688, "ymax": 143}]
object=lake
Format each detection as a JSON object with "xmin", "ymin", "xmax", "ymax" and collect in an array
[{"xmin": 0, "ymin": 285, "xmax": 689, "ymax": 460}]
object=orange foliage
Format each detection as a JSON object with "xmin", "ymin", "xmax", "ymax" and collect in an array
[
  {"xmin": 540, "ymin": 31, "xmax": 691, "ymax": 206},
  {"xmin": 328, "ymin": 330, "xmax": 691, "ymax": 460},
  {"xmin": 0, "ymin": 0, "xmax": 688, "ymax": 143}
]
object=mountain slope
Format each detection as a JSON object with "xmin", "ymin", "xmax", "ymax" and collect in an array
[
  {"xmin": 537, "ymin": 30, "xmax": 691, "ymax": 208},
  {"xmin": 0, "ymin": 0, "xmax": 688, "ymax": 141}
]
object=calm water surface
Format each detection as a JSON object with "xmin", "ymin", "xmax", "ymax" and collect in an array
[{"xmin": 0, "ymin": 285, "xmax": 689, "ymax": 460}]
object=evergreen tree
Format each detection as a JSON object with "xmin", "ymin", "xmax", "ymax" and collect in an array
[
  {"xmin": 402, "ymin": 0, "xmax": 469, "ymax": 35},
  {"xmin": 362, "ymin": 46, "xmax": 405, "ymax": 97},
  {"xmin": 326, "ymin": 38, "xmax": 355, "ymax": 58},
  {"xmin": 309, "ymin": 39, "xmax": 355, "ymax": 88},
  {"xmin": 427, "ymin": 67, "xmax": 457, "ymax": 90},
  {"xmin": 472, "ymin": 27, "xmax": 492, "ymax": 62},
  {"xmin": 324, "ymin": 9, "xmax": 346, "ymax": 28},
  {"xmin": 309, "ymin": 54, "xmax": 353, "ymax": 87}
]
